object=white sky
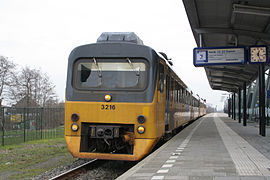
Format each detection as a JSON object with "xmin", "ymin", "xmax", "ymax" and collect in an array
[{"xmin": 0, "ymin": 0, "xmax": 226, "ymax": 110}]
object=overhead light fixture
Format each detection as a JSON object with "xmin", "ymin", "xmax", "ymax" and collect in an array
[{"xmin": 233, "ymin": 4, "xmax": 270, "ymax": 16}]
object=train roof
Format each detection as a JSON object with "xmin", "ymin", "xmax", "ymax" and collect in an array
[{"xmin": 97, "ymin": 32, "xmax": 144, "ymax": 45}]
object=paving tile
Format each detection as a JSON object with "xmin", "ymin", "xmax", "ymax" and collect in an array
[
  {"xmin": 189, "ymin": 176, "xmax": 213, "ymax": 180},
  {"xmin": 240, "ymin": 176, "xmax": 267, "ymax": 180},
  {"xmin": 214, "ymin": 177, "xmax": 240, "ymax": 180},
  {"xmin": 132, "ymin": 173, "xmax": 155, "ymax": 177},
  {"xmin": 164, "ymin": 176, "xmax": 189, "ymax": 180}
]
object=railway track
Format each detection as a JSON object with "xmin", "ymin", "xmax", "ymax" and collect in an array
[
  {"xmin": 50, "ymin": 159, "xmax": 98, "ymax": 180},
  {"xmin": 48, "ymin": 121, "xmax": 196, "ymax": 180},
  {"xmin": 49, "ymin": 158, "xmax": 137, "ymax": 180}
]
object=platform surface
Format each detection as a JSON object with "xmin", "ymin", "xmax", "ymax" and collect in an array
[{"xmin": 117, "ymin": 113, "xmax": 270, "ymax": 180}]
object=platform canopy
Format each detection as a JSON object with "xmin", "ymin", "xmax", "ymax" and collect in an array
[{"xmin": 183, "ymin": 0, "xmax": 270, "ymax": 92}]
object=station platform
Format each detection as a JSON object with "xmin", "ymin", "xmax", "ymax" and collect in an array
[{"xmin": 117, "ymin": 113, "xmax": 270, "ymax": 180}]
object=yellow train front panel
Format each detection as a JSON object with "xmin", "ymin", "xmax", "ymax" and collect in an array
[{"xmin": 65, "ymin": 94, "xmax": 164, "ymax": 161}]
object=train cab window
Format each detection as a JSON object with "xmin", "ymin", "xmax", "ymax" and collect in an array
[{"xmin": 74, "ymin": 58, "xmax": 147, "ymax": 90}]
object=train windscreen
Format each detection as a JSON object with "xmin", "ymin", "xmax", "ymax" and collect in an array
[{"xmin": 74, "ymin": 58, "xmax": 148, "ymax": 90}]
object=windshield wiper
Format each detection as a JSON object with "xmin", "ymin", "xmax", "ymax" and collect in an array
[
  {"xmin": 93, "ymin": 58, "xmax": 102, "ymax": 86},
  {"xmin": 93, "ymin": 58, "xmax": 102, "ymax": 77},
  {"xmin": 126, "ymin": 58, "xmax": 140, "ymax": 76}
]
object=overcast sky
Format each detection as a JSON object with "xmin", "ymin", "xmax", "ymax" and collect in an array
[{"xmin": 0, "ymin": 0, "xmax": 226, "ymax": 110}]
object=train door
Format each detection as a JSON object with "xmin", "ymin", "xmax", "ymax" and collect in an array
[{"xmin": 156, "ymin": 61, "xmax": 166, "ymax": 136}]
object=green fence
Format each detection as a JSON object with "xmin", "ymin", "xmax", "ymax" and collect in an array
[{"xmin": 0, "ymin": 107, "xmax": 65, "ymax": 146}]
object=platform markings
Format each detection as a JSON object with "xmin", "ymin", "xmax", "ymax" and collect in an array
[
  {"xmin": 151, "ymin": 118, "xmax": 205, "ymax": 180},
  {"xmin": 215, "ymin": 114, "xmax": 270, "ymax": 176},
  {"xmin": 166, "ymin": 160, "xmax": 176, "ymax": 163},
  {"xmin": 157, "ymin": 169, "xmax": 169, "ymax": 173},
  {"xmin": 151, "ymin": 176, "xmax": 164, "ymax": 180},
  {"xmin": 162, "ymin": 164, "xmax": 173, "ymax": 168}
]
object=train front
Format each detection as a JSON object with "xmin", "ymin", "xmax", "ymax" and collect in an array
[{"xmin": 65, "ymin": 32, "xmax": 162, "ymax": 161}]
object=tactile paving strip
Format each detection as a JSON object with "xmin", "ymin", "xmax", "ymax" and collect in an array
[{"xmin": 215, "ymin": 114, "xmax": 270, "ymax": 176}]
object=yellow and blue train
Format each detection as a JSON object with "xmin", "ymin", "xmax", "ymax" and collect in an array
[{"xmin": 65, "ymin": 32, "xmax": 206, "ymax": 161}]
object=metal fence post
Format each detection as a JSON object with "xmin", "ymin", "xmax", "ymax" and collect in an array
[
  {"xmin": 41, "ymin": 108, "xmax": 43, "ymax": 139},
  {"xmin": 2, "ymin": 107, "xmax": 4, "ymax": 146},
  {"xmin": 23, "ymin": 108, "xmax": 26, "ymax": 142}
]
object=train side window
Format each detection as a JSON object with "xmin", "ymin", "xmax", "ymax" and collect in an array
[
  {"xmin": 187, "ymin": 92, "xmax": 190, "ymax": 105},
  {"xmin": 184, "ymin": 90, "xmax": 187, "ymax": 104},
  {"xmin": 175, "ymin": 83, "xmax": 178, "ymax": 103},
  {"xmin": 186, "ymin": 92, "xmax": 189, "ymax": 105},
  {"xmin": 182, "ymin": 89, "xmax": 185, "ymax": 103},
  {"xmin": 179, "ymin": 88, "xmax": 181, "ymax": 103},
  {"xmin": 158, "ymin": 63, "xmax": 164, "ymax": 93},
  {"xmin": 179, "ymin": 88, "xmax": 183, "ymax": 103},
  {"xmin": 166, "ymin": 75, "xmax": 170, "ymax": 100},
  {"xmin": 173, "ymin": 81, "xmax": 177, "ymax": 102},
  {"xmin": 170, "ymin": 78, "xmax": 174, "ymax": 102}
]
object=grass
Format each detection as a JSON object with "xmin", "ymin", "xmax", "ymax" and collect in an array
[
  {"xmin": 0, "ymin": 126, "xmax": 64, "ymax": 146},
  {"xmin": 0, "ymin": 137, "xmax": 76, "ymax": 179}
]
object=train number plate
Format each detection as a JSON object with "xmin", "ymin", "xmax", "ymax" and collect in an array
[{"xmin": 101, "ymin": 104, "xmax": 116, "ymax": 110}]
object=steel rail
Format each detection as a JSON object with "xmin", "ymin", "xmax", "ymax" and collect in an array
[{"xmin": 50, "ymin": 159, "xmax": 97, "ymax": 180}]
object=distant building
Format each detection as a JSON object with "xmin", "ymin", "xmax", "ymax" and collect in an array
[{"xmin": 12, "ymin": 96, "xmax": 40, "ymax": 108}]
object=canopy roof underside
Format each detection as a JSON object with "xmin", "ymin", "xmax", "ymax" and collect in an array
[{"xmin": 183, "ymin": 0, "xmax": 270, "ymax": 92}]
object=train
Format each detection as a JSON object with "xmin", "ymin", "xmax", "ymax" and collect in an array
[{"xmin": 65, "ymin": 32, "xmax": 206, "ymax": 161}]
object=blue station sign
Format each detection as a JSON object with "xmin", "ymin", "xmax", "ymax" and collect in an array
[
  {"xmin": 267, "ymin": 90, "xmax": 270, "ymax": 99},
  {"xmin": 193, "ymin": 47, "xmax": 246, "ymax": 67}
]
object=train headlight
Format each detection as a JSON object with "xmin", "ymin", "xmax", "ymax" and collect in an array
[
  {"xmin": 137, "ymin": 125, "xmax": 145, "ymax": 134},
  {"xmin": 104, "ymin": 94, "xmax": 112, "ymax": 102},
  {"xmin": 71, "ymin": 123, "xmax": 79, "ymax": 132},
  {"xmin": 71, "ymin": 113, "xmax": 79, "ymax": 121},
  {"xmin": 137, "ymin": 115, "xmax": 146, "ymax": 124}
]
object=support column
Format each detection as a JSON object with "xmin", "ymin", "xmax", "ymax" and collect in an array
[
  {"xmin": 246, "ymin": 85, "xmax": 251, "ymax": 119},
  {"xmin": 259, "ymin": 64, "xmax": 266, "ymax": 136},
  {"xmin": 250, "ymin": 78, "xmax": 259, "ymax": 121},
  {"xmin": 233, "ymin": 92, "xmax": 236, "ymax": 120},
  {"xmin": 232, "ymin": 94, "xmax": 234, "ymax": 119},
  {"xmin": 265, "ymin": 67, "xmax": 270, "ymax": 126},
  {"xmin": 243, "ymin": 82, "xmax": 247, "ymax": 126},
  {"xmin": 228, "ymin": 97, "xmax": 231, "ymax": 117},
  {"xmin": 238, "ymin": 88, "xmax": 241, "ymax": 123}
]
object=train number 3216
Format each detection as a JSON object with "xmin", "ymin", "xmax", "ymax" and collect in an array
[{"xmin": 101, "ymin": 105, "xmax": 116, "ymax": 110}]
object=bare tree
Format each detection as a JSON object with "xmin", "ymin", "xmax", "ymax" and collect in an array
[
  {"xmin": 34, "ymin": 72, "xmax": 57, "ymax": 107},
  {"xmin": 0, "ymin": 56, "xmax": 16, "ymax": 106},
  {"xmin": 8, "ymin": 66, "xmax": 58, "ymax": 107}
]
